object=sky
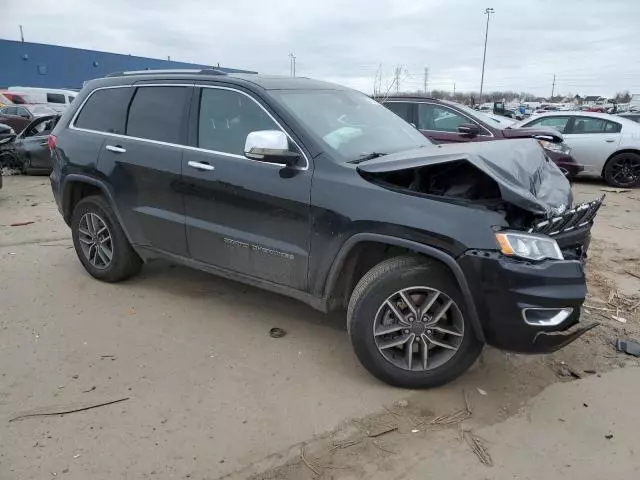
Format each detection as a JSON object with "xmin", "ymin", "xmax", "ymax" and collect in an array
[{"xmin": 2, "ymin": 0, "xmax": 639, "ymax": 97}]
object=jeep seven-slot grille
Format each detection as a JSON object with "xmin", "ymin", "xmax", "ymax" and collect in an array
[{"xmin": 528, "ymin": 195, "xmax": 604, "ymax": 236}]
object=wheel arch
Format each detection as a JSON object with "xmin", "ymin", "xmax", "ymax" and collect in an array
[
  {"xmin": 601, "ymin": 148, "xmax": 640, "ymax": 177},
  {"xmin": 61, "ymin": 174, "xmax": 133, "ymax": 243},
  {"xmin": 323, "ymin": 233, "xmax": 485, "ymax": 342}
]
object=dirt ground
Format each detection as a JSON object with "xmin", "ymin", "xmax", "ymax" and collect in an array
[{"xmin": 1, "ymin": 174, "xmax": 639, "ymax": 479}]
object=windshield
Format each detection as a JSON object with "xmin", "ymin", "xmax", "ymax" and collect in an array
[{"xmin": 271, "ymin": 90, "xmax": 431, "ymax": 161}]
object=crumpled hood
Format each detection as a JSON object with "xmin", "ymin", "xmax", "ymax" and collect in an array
[{"xmin": 357, "ymin": 139, "xmax": 571, "ymax": 216}]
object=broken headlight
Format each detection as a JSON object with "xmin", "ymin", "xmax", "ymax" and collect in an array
[
  {"xmin": 538, "ymin": 140, "xmax": 571, "ymax": 154},
  {"xmin": 495, "ymin": 232, "xmax": 563, "ymax": 261}
]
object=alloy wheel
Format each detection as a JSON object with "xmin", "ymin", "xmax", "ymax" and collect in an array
[
  {"xmin": 78, "ymin": 212, "xmax": 113, "ymax": 269},
  {"xmin": 610, "ymin": 156, "xmax": 640, "ymax": 186},
  {"xmin": 373, "ymin": 286, "xmax": 464, "ymax": 371}
]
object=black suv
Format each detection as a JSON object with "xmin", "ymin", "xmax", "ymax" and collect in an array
[{"xmin": 50, "ymin": 70, "xmax": 601, "ymax": 388}]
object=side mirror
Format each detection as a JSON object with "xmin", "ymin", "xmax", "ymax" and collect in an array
[
  {"xmin": 20, "ymin": 112, "xmax": 30, "ymax": 119},
  {"xmin": 244, "ymin": 130, "xmax": 300, "ymax": 167},
  {"xmin": 458, "ymin": 123, "xmax": 480, "ymax": 136}
]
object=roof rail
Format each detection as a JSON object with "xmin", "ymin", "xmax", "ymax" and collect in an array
[{"xmin": 106, "ymin": 68, "xmax": 228, "ymax": 78}]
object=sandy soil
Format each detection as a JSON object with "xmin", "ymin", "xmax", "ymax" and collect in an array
[{"xmin": 0, "ymin": 175, "xmax": 638, "ymax": 479}]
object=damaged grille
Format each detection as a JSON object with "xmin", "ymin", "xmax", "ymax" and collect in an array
[{"xmin": 528, "ymin": 195, "xmax": 604, "ymax": 236}]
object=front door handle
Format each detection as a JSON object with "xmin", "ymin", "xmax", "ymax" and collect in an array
[
  {"xmin": 188, "ymin": 160, "xmax": 215, "ymax": 171},
  {"xmin": 39, "ymin": 141, "xmax": 49, "ymax": 146},
  {"xmin": 605, "ymin": 139, "xmax": 615, "ymax": 143},
  {"xmin": 106, "ymin": 145, "xmax": 126, "ymax": 153}
]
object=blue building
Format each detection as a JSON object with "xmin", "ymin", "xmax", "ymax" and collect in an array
[{"xmin": 0, "ymin": 39, "xmax": 255, "ymax": 89}]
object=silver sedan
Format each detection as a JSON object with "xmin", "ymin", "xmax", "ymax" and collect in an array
[{"xmin": 513, "ymin": 111, "xmax": 640, "ymax": 187}]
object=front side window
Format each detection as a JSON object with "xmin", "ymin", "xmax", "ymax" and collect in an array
[
  {"xmin": 271, "ymin": 90, "xmax": 430, "ymax": 161},
  {"xmin": 16, "ymin": 107, "xmax": 30, "ymax": 118},
  {"xmin": 418, "ymin": 103, "xmax": 470, "ymax": 132},
  {"xmin": 126, "ymin": 86, "xmax": 190, "ymax": 144},
  {"xmin": 525, "ymin": 116, "xmax": 570, "ymax": 133},
  {"xmin": 74, "ymin": 87, "xmax": 133, "ymax": 134},
  {"xmin": 47, "ymin": 93, "xmax": 66, "ymax": 104},
  {"xmin": 198, "ymin": 88, "xmax": 279, "ymax": 155}
]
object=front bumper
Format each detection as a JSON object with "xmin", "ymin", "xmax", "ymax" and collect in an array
[
  {"xmin": 459, "ymin": 250, "xmax": 598, "ymax": 353},
  {"xmin": 545, "ymin": 150, "xmax": 584, "ymax": 176}
]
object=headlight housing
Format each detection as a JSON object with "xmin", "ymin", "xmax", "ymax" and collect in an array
[
  {"xmin": 538, "ymin": 139, "xmax": 571, "ymax": 154},
  {"xmin": 495, "ymin": 232, "xmax": 563, "ymax": 261}
]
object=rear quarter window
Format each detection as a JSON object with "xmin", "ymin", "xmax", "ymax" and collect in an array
[{"xmin": 74, "ymin": 87, "xmax": 133, "ymax": 134}]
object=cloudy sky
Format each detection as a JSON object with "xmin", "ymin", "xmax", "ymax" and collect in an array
[{"xmin": 2, "ymin": 0, "xmax": 639, "ymax": 96}]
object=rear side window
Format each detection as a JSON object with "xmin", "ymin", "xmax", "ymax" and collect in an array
[
  {"xmin": 384, "ymin": 102, "xmax": 413, "ymax": 123},
  {"xmin": 47, "ymin": 93, "xmax": 66, "ymax": 104},
  {"xmin": 605, "ymin": 121, "xmax": 622, "ymax": 133},
  {"xmin": 74, "ymin": 88, "xmax": 133, "ymax": 134},
  {"xmin": 126, "ymin": 87, "xmax": 190, "ymax": 144},
  {"xmin": 1, "ymin": 106, "xmax": 17, "ymax": 116}
]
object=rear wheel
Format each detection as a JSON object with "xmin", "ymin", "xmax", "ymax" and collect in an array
[
  {"xmin": 71, "ymin": 195, "xmax": 142, "ymax": 282},
  {"xmin": 347, "ymin": 256, "xmax": 483, "ymax": 388},
  {"xmin": 603, "ymin": 152, "xmax": 640, "ymax": 188}
]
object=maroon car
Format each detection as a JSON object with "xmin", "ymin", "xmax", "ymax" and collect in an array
[
  {"xmin": 0, "ymin": 104, "xmax": 57, "ymax": 134},
  {"xmin": 378, "ymin": 96, "xmax": 583, "ymax": 177}
]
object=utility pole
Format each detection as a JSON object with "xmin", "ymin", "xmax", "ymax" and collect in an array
[
  {"xmin": 19, "ymin": 25, "xmax": 24, "ymax": 42},
  {"xmin": 551, "ymin": 74, "xmax": 556, "ymax": 100},
  {"xmin": 394, "ymin": 65, "xmax": 402, "ymax": 93},
  {"xmin": 288, "ymin": 53, "xmax": 296, "ymax": 77},
  {"xmin": 423, "ymin": 67, "xmax": 429, "ymax": 95},
  {"xmin": 479, "ymin": 7, "xmax": 495, "ymax": 103}
]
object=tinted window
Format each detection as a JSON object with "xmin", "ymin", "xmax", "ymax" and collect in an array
[
  {"xmin": 571, "ymin": 117, "xmax": 612, "ymax": 134},
  {"xmin": 198, "ymin": 88, "xmax": 279, "ymax": 155},
  {"xmin": 75, "ymin": 87, "xmax": 133, "ymax": 134},
  {"xmin": 126, "ymin": 86, "xmax": 190, "ymax": 144},
  {"xmin": 16, "ymin": 107, "xmax": 30, "ymax": 117},
  {"xmin": 384, "ymin": 102, "xmax": 413, "ymax": 123},
  {"xmin": 1, "ymin": 106, "xmax": 17, "ymax": 116},
  {"xmin": 47, "ymin": 93, "xmax": 66, "ymax": 104},
  {"xmin": 418, "ymin": 103, "xmax": 469, "ymax": 132},
  {"xmin": 526, "ymin": 116, "xmax": 570, "ymax": 133}
]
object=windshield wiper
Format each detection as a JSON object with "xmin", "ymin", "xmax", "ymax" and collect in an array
[{"xmin": 348, "ymin": 152, "xmax": 388, "ymax": 164}]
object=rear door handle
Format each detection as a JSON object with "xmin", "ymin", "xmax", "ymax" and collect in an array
[
  {"xmin": 105, "ymin": 145, "xmax": 126, "ymax": 153},
  {"xmin": 39, "ymin": 141, "xmax": 49, "ymax": 146},
  {"xmin": 187, "ymin": 160, "xmax": 215, "ymax": 171},
  {"xmin": 605, "ymin": 139, "xmax": 615, "ymax": 143}
]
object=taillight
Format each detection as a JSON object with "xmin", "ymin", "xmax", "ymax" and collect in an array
[{"xmin": 48, "ymin": 134, "xmax": 57, "ymax": 152}]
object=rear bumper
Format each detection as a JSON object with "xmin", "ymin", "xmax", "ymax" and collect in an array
[{"xmin": 459, "ymin": 250, "xmax": 597, "ymax": 353}]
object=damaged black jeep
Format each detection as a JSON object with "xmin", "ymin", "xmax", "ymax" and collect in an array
[{"xmin": 50, "ymin": 71, "xmax": 601, "ymax": 388}]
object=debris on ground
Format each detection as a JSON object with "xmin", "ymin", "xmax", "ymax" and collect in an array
[
  {"xmin": 300, "ymin": 445, "xmax": 320, "ymax": 476},
  {"xmin": 556, "ymin": 362, "xmax": 582, "ymax": 379},
  {"xmin": 395, "ymin": 399, "xmax": 408, "ymax": 408},
  {"xmin": 463, "ymin": 430, "xmax": 493, "ymax": 466},
  {"xmin": 624, "ymin": 270, "xmax": 640, "ymax": 280},
  {"xmin": 477, "ymin": 388, "xmax": 488, "ymax": 396},
  {"xmin": 429, "ymin": 390, "xmax": 472, "ymax": 425},
  {"xmin": 605, "ymin": 434, "xmax": 614, "ymax": 440},
  {"xmin": 269, "ymin": 327, "xmax": 287, "ymax": 338},
  {"xmin": 366, "ymin": 423, "xmax": 397, "ymax": 438},
  {"xmin": 82, "ymin": 386, "xmax": 96, "ymax": 393},
  {"xmin": 9, "ymin": 221, "xmax": 35, "ymax": 227},
  {"xmin": 600, "ymin": 188, "xmax": 631, "ymax": 193},
  {"xmin": 615, "ymin": 339, "xmax": 640, "ymax": 357},
  {"xmin": 9, "ymin": 397, "xmax": 130, "ymax": 422}
]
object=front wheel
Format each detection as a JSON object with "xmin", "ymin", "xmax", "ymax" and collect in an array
[
  {"xmin": 603, "ymin": 152, "xmax": 640, "ymax": 188},
  {"xmin": 347, "ymin": 256, "xmax": 483, "ymax": 389}
]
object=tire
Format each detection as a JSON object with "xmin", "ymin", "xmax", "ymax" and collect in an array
[
  {"xmin": 71, "ymin": 195, "xmax": 142, "ymax": 282},
  {"xmin": 347, "ymin": 256, "xmax": 483, "ymax": 388},
  {"xmin": 603, "ymin": 152, "xmax": 640, "ymax": 188}
]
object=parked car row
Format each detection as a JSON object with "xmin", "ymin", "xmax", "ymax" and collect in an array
[{"xmin": 378, "ymin": 96, "xmax": 583, "ymax": 178}]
